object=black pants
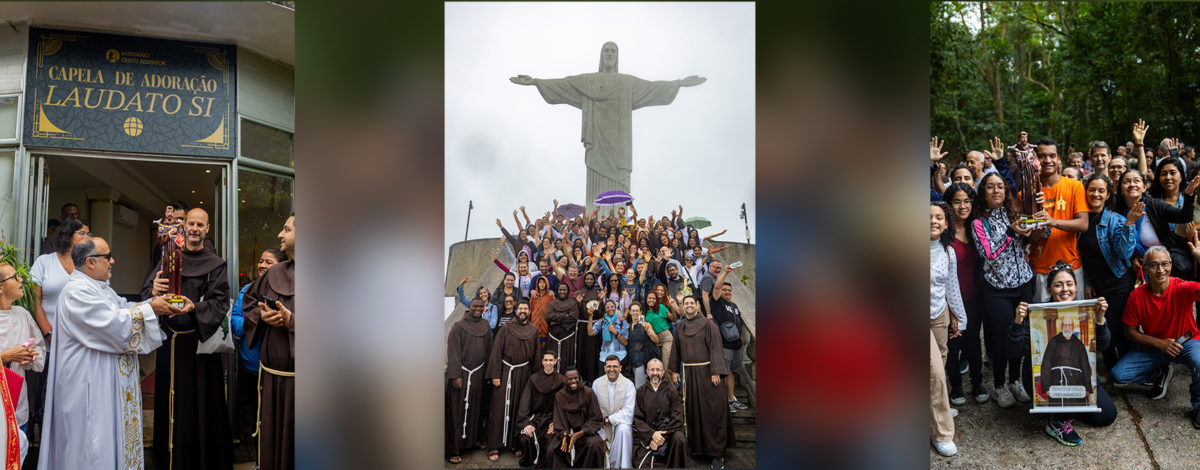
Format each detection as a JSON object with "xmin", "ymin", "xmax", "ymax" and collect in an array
[
  {"xmin": 1095, "ymin": 270, "xmax": 1136, "ymax": 369},
  {"xmin": 947, "ymin": 294, "xmax": 986, "ymax": 394},
  {"xmin": 982, "ymin": 279, "xmax": 1033, "ymax": 388}
]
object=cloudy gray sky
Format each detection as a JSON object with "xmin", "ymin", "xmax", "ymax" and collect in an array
[{"xmin": 444, "ymin": 2, "xmax": 756, "ymax": 272}]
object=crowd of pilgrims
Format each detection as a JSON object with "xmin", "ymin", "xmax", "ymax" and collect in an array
[
  {"xmin": 928, "ymin": 122, "xmax": 1200, "ymax": 457},
  {"xmin": 445, "ymin": 202, "xmax": 753, "ymax": 469}
]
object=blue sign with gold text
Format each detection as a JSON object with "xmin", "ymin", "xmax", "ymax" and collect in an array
[{"xmin": 24, "ymin": 27, "xmax": 236, "ymax": 157}]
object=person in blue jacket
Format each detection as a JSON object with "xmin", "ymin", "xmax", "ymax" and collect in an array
[{"xmin": 230, "ymin": 248, "xmax": 285, "ymax": 441}]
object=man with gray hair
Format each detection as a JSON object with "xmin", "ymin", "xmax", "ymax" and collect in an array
[
  {"xmin": 39, "ymin": 237, "xmax": 187, "ymax": 469},
  {"xmin": 633, "ymin": 358, "xmax": 687, "ymax": 468},
  {"xmin": 1088, "ymin": 140, "xmax": 1112, "ymax": 178},
  {"xmin": 1111, "ymin": 245, "xmax": 1200, "ymax": 428}
]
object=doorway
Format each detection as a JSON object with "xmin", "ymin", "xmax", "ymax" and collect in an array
[{"xmin": 23, "ymin": 152, "xmax": 232, "ymax": 296}]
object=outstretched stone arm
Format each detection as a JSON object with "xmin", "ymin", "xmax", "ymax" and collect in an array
[
  {"xmin": 676, "ymin": 75, "xmax": 706, "ymax": 87},
  {"xmin": 511, "ymin": 75, "xmax": 536, "ymax": 85}
]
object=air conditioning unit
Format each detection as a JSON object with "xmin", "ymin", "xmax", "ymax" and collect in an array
[{"xmin": 114, "ymin": 204, "xmax": 138, "ymax": 227}]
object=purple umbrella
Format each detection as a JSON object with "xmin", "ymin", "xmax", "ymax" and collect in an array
[
  {"xmin": 594, "ymin": 190, "xmax": 633, "ymax": 205},
  {"xmin": 557, "ymin": 203, "xmax": 585, "ymax": 219}
]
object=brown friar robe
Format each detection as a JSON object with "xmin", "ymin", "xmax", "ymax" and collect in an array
[
  {"xmin": 668, "ymin": 314, "xmax": 734, "ymax": 458},
  {"xmin": 486, "ymin": 319, "xmax": 539, "ymax": 451},
  {"xmin": 515, "ymin": 370, "xmax": 564, "ymax": 468},
  {"xmin": 545, "ymin": 297, "xmax": 580, "ymax": 373},
  {"xmin": 142, "ymin": 243, "xmax": 233, "ymax": 470},
  {"xmin": 243, "ymin": 260, "xmax": 296, "ymax": 470},
  {"xmin": 633, "ymin": 382, "xmax": 688, "ymax": 468},
  {"xmin": 444, "ymin": 311, "xmax": 492, "ymax": 456},
  {"xmin": 575, "ymin": 287, "xmax": 602, "ymax": 382},
  {"xmin": 550, "ymin": 385, "xmax": 606, "ymax": 468}
]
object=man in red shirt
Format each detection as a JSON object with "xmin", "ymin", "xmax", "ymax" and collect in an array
[{"xmin": 1111, "ymin": 246, "xmax": 1200, "ymax": 428}]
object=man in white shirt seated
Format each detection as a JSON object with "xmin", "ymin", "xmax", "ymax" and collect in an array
[{"xmin": 593, "ymin": 354, "xmax": 635, "ymax": 468}]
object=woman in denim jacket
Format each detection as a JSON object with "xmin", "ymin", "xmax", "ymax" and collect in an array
[{"xmin": 1077, "ymin": 173, "xmax": 1140, "ymax": 364}]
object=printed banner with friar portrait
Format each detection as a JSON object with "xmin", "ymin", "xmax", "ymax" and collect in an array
[
  {"xmin": 24, "ymin": 27, "xmax": 236, "ymax": 157},
  {"xmin": 1028, "ymin": 299, "xmax": 1101, "ymax": 414}
]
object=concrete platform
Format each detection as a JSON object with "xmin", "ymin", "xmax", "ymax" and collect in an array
[{"xmin": 931, "ymin": 363, "xmax": 1200, "ymax": 468}]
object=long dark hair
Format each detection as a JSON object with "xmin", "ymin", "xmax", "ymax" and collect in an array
[
  {"xmin": 1113, "ymin": 169, "xmax": 1146, "ymax": 215},
  {"xmin": 53, "ymin": 217, "xmax": 89, "ymax": 255},
  {"xmin": 940, "ymin": 183, "xmax": 976, "ymax": 225},
  {"xmin": 971, "ymin": 172, "xmax": 1019, "ymax": 223},
  {"xmin": 1081, "ymin": 172, "xmax": 1114, "ymax": 212},
  {"xmin": 1149, "ymin": 156, "xmax": 1188, "ymax": 199},
  {"xmin": 931, "ymin": 202, "xmax": 953, "ymax": 248}
]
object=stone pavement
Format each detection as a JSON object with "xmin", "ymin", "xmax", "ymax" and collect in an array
[{"xmin": 931, "ymin": 363, "xmax": 1200, "ymax": 469}]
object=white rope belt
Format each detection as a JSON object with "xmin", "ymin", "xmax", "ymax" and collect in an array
[
  {"xmin": 460, "ymin": 363, "xmax": 484, "ymax": 439},
  {"xmin": 549, "ymin": 330, "xmax": 577, "ymax": 372},
  {"xmin": 501, "ymin": 359, "xmax": 530, "ymax": 446}
]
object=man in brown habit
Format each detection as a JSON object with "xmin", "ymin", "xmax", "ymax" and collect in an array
[
  {"xmin": 550, "ymin": 367, "xmax": 606, "ymax": 468},
  {"xmin": 634, "ymin": 358, "xmax": 688, "ymax": 468},
  {"xmin": 243, "ymin": 214, "xmax": 296, "ymax": 470},
  {"xmin": 486, "ymin": 299, "xmax": 539, "ymax": 461},
  {"xmin": 515, "ymin": 350, "xmax": 565, "ymax": 468},
  {"xmin": 143, "ymin": 207, "xmax": 233, "ymax": 469},
  {"xmin": 669, "ymin": 296, "xmax": 734, "ymax": 470},
  {"xmin": 545, "ymin": 283, "xmax": 580, "ymax": 373},
  {"xmin": 445, "ymin": 297, "xmax": 493, "ymax": 464}
]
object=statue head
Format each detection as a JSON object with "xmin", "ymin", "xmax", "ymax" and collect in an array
[{"xmin": 598, "ymin": 42, "xmax": 618, "ymax": 73}]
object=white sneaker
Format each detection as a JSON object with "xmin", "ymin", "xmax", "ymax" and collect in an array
[
  {"xmin": 950, "ymin": 408, "xmax": 959, "ymax": 418},
  {"xmin": 1010, "ymin": 381, "xmax": 1032, "ymax": 403},
  {"xmin": 933, "ymin": 440, "xmax": 958, "ymax": 456},
  {"xmin": 993, "ymin": 385, "xmax": 1016, "ymax": 408}
]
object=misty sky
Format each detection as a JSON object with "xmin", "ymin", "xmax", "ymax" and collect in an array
[{"xmin": 444, "ymin": 2, "xmax": 755, "ymax": 273}]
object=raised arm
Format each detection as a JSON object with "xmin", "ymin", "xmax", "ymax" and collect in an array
[
  {"xmin": 712, "ymin": 265, "xmax": 733, "ymax": 302},
  {"xmin": 520, "ymin": 206, "xmax": 532, "ymax": 228},
  {"xmin": 703, "ymin": 229, "xmax": 727, "ymax": 242},
  {"xmin": 1133, "ymin": 119, "xmax": 1149, "ymax": 176}
]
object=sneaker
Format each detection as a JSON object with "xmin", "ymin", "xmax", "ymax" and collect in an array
[
  {"xmin": 950, "ymin": 390, "xmax": 966, "ymax": 406},
  {"xmin": 932, "ymin": 440, "xmax": 958, "ymax": 457},
  {"xmin": 1149, "ymin": 365, "xmax": 1173, "ymax": 400},
  {"xmin": 993, "ymin": 385, "xmax": 1016, "ymax": 408},
  {"xmin": 1045, "ymin": 419, "xmax": 1082, "ymax": 446},
  {"xmin": 729, "ymin": 399, "xmax": 749, "ymax": 410},
  {"xmin": 1010, "ymin": 381, "xmax": 1032, "ymax": 403},
  {"xmin": 950, "ymin": 408, "xmax": 959, "ymax": 418},
  {"xmin": 711, "ymin": 456, "xmax": 725, "ymax": 469},
  {"xmin": 729, "ymin": 402, "xmax": 738, "ymax": 413},
  {"xmin": 972, "ymin": 387, "xmax": 990, "ymax": 404},
  {"xmin": 1192, "ymin": 406, "xmax": 1200, "ymax": 429}
]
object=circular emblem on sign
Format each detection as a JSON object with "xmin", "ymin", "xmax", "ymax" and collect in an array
[
  {"xmin": 123, "ymin": 117, "xmax": 143, "ymax": 137},
  {"xmin": 105, "ymin": 49, "xmax": 120, "ymax": 63}
]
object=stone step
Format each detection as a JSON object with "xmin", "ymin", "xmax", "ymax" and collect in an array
[
  {"xmin": 724, "ymin": 446, "xmax": 757, "ymax": 467},
  {"xmin": 734, "ymin": 424, "xmax": 756, "ymax": 443},
  {"xmin": 732, "ymin": 413, "xmax": 756, "ymax": 425}
]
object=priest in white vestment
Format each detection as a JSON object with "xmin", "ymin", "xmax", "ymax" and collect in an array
[
  {"xmin": 593, "ymin": 355, "xmax": 635, "ymax": 468},
  {"xmin": 39, "ymin": 238, "xmax": 186, "ymax": 470}
]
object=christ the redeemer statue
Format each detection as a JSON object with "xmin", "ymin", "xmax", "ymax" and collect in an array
[{"xmin": 511, "ymin": 42, "xmax": 705, "ymax": 208}]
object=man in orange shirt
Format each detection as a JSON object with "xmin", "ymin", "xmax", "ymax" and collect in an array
[{"xmin": 1030, "ymin": 138, "xmax": 1090, "ymax": 302}]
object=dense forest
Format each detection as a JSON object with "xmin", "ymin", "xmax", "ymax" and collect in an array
[{"xmin": 931, "ymin": 2, "xmax": 1200, "ymax": 162}]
